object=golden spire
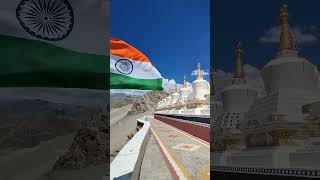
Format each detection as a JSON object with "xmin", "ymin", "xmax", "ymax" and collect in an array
[
  {"xmin": 210, "ymin": 65, "xmax": 215, "ymax": 96},
  {"xmin": 197, "ymin": 63, "xmax": 203, "ymax": 79},
  {"xmin": 234, "ymin": 41, "xmax": 245, "ymax": 79},
  {"xmin": 279, "ymin": 4, "xmax": 295, "ymax": 51},
  {"xmin": 183, "ymin": 75, "xmax": 187, "ymax": 87}
]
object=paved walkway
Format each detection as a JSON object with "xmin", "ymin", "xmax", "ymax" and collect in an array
[
  {"xmin": 140, "ymin": 118, "xmax": 210, "ymax": 180},
  {"xmin": 139, "ymin": 134, "xmax": 173, "ymax": 180}
]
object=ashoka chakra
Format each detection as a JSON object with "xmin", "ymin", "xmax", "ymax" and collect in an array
[
  {"xmin": 16, "ymin": 0, "xmax": 74, "ymax": 41},
  {"xmin": 115, "ymin": 59, "xmax": 134, "ymax": 75}
]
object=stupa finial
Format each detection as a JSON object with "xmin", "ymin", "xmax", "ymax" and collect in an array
[
  {"xmin": 279, "ymin": 4, "xmax": 295, "ymax": 51},
  {"xmin": 183, "ymin": 75, "xmax": 187, "ymax": 87},
  {"xmin": 197, "ymin": 63, "xmax": 203, "ymax": 79},
  {"xmin": 234, "ymin": 41, "xmax": 245, "ymax": 79}
]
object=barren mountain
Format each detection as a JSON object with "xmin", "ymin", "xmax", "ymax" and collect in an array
[
  {"xmin": 128, "ymin": 91, "xmax": 168, "ymax": 115},
  {"xmin": 50, "ymin": 90, "xmax": 166, "ymax": 173},
  {"xmin": 0, "ymin": 99, "xmax": 101, "ymax": 150},
  {"xmin": 110, "ymin": 95, "xmax": 135, "ymax": 109},
  {"xmin": 52, "ymin": 109, "xmax": 108, "ymax": 170}
]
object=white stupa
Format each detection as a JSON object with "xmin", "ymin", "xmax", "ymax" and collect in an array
[
  {"xmin": 169, "ymin": 83, "xmax": 180, "ymax": 113},
  {"xmin": 251, "ymin": 5, "xmax": 320, "ymax": 123},
  {"xmin": 155, "ymin": 64, "xmax": 211, "ymax": 117},
  {"xmin": 213, "ymin": 4, "xmax": 320, "ymax": 172},
  {"xmin": 170, "ymin": 84, "xmax": 180, "ymax": 105},
  {"xmin": 176, "ymin": 76, "xmax": 192, "ymax": 110},
  {"xmin": 217, "ymin": 42, "xmax": 257, "ymax": 132},
  {"xmin": 183, "ymin": 63, "xmax": 210, "ymax": 115},
  {"xmin": 165, "ymin": 95, "xmax": 172, "ymax": 113},
  {"xmin": 188, "ymin": 63, "xmax": 210, "ymax": 106},
  {"xmin": 242, "ymin": 4, "xmax": 320, "ymax": 149},
  {"xmin": 156, "ymin": 77, "xmax": 190, "ymax": 114}
]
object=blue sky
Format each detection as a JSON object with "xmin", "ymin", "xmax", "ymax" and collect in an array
[
  {"xmin": 213, "ymin": 0, "xmax": 320, "ymax": 73},
  {"xmin": 110, "ymin": 0, "xmax": 210, "ymax": 85}
]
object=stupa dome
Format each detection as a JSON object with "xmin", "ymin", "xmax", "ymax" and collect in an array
[
  {"xmin": 190, "ymin": 63, "xmax": 210, "ymax": 101},
  {"xmin": 177, "ymin": 76, "xmax": 191, "ymax": 104},
  {"xmin": 170, "ymin": 84, "xmax": 180, "ymax": 105},
  {"xmin": 221, "ymin": 41, "xmax": 257, "ymax": 112},
  {"xmin": 261, "ymin": 4, "xmax": 320, "ymax": 96},
  {"xmin": 165, "ymin": 96, "xmax": 172, "ymax": 106}
]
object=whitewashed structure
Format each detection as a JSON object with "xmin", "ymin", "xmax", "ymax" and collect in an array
[
  {"xmin": 243, "ymin": 4, "xmax": 320, "ymax": 149},
  {"xmin": 156, "ymin": 63, "xmax": 211, "ymax": 117},
  {"xmin": 217, "ymin": 42, "xmax": 257, "ymax": 133},
  {"xmin": 212, "ymin": 5, "xmax": 320, "ymax": 175}
]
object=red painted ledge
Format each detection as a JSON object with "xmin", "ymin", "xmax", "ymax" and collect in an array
[{"xmin": 154, "ymin": 115, "xmax": 210, "ymax": 142}]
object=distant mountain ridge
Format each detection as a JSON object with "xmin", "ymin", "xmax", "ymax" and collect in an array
[
  {"xmin": 0, "ymin": 88, "xmax": 108, "ymax": 108},
  {"xmin": 0, "ymin": 99, "xmax": 101, "ymax": 119},
  {"xmin": 110, "ymin": 92, "xmax": 146, "ymax": 109},
  {"xmin": 0, "ymin": 99, "xmax": 102, "ymax": 150}
]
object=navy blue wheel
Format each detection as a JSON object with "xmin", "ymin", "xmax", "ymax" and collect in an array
[
  {"xmin": 115, "ymin": 59, "xmax": 134, "ymax": 75},
  {"xmin": 16, "ymin": 0, "xmax": 74, "ymax": 41}
]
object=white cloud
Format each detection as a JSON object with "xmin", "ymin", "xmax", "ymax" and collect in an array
[
  {"xmin": 259, "ymin": 26, "xmax": 317, "ymax": 44},
  {"xmin": 214, "ymin": 64, "xmax": 266, "ymax": 99},
  {"xmin": 162, "ymin": 78, "xmax": 176, "ymax": 93},
  {"xmin": 190, "ymin": 69, "xmax": 209, "ymax": 76},
  {"xmin": 259, "ymin": 26, "xmax": 280, "ymax": 43},
  {"xmin": 310, "ymin": 25, "xmax": 320, "ymax": 32},
  {"xmin": 162, "ymin": 78, "xmax": 192, "ymax": 93}
]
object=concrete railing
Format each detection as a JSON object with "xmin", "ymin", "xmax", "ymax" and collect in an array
[{"xmin": 109, "ymin": 116, "xmax": 150, "ymax": 180}]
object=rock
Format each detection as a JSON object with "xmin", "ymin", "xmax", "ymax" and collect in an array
[
  {"xmin": 128, "ymin": 91, "xmax": 168, "ymax": 115},
  {"xmin": 110, "ymin": 96, "xmax": 135, "ymax": 109},
  {"xmin": 52, "ymin": 109, "xmax": 109, "ymax": 170},
  {"xmin": 52, "ymin": 90, "xmax": 167, "ymax": 170}
]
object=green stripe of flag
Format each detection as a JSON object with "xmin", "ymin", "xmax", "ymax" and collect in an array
[
  {"xmin": 110, "ymin": 73, "xmax": 163, "ymax": 90},
  {"xmin": 0, "ymin": 35, "xmax": 108, "ymax": 90}
]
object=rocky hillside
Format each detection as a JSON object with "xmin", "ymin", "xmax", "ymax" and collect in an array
[
  {"xmin": 110, "ymin": 95, "xmax": 135, "ymax": 109},
  {"xmin": 52, "ymin": 90, "xmax": 167, "ymax": 170},
  {"xmin": 53, "ymin": 109, "xmax": 108, "ymax": 170},
  {"xmin": 128, "ymin": 91, "xmax": 168, "ymax": 115}
]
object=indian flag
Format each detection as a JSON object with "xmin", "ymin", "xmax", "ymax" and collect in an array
[
  {"xmin": 0, "ymin": 0, "xmax": 107, "ymax": 90},
  {"xmin": 110, "ymin": 37, "xmax": 163, "ymax": 90}
]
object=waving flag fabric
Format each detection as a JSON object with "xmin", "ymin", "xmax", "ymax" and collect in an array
[
  {"xmin": 110, "ymin": 37, "xmax": 163, "ymax": 90},
  {"xmin": 0, "ymin": 0, "xmax": 107, "ymax": 90}
]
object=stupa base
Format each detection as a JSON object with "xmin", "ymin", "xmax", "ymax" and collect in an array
[
  {"xmin": 180, "ymin": 107, "xmax": 209, "ymax": 116},
  {"xmin": 212, "ymin": 145, "xmax": 320, "ymax": 178}
]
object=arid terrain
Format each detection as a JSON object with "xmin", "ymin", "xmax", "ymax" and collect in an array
[
  {"xmin": 0, "ymin": 88, "xmax": 108, "ymax": 180},
  {"xmin": 0, "ymin": 89, "xmax": 167, "ymax": 180},
  {"xmin": 109, "ymin": 91, "xmax": 168, "ymax": 162}
]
